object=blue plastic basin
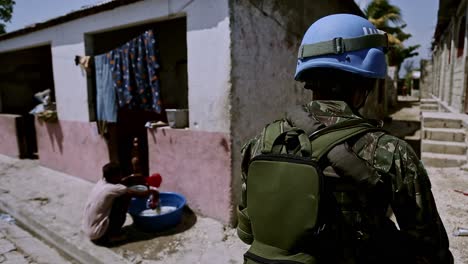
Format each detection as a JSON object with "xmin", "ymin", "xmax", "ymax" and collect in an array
[{"xmin": 128, "ymin": 192, "xmax": 186, "ymax": 232}]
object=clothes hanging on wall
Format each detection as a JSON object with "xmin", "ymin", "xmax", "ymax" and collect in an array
[
  {"xmin": 110, "ymin": 30, "xmax": 162, "ymax": 113},
  {"xmin": 95, "ymin": 53, "xmax": 118, "ymax": 123}
]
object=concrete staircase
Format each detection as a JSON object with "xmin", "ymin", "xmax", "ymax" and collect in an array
[
  {"xmin": 421, "ymin": 112, "xmax": 467, "ymax": 167},
  {"xmin": 420, "ymin": 98, "xmax": 439, "ymax": 112}
]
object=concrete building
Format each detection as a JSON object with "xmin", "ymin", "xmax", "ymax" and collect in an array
[
  {"xmin": 0, "ymin": 0, "xmax": 364, "ymax": 224},
  {"xmin": 424, "ymin": 0, "xmax": 468, "ymax": 113},
  {"xmin": 420, "ymin": 0, "xmax": 468, "ymax": 168}
]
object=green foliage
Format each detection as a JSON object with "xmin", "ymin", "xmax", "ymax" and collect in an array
[
  {"xmin": 365, "ymin": 0, "xmax": 403, "ymax": 46},
  {"xmin": 388, "ymin": 44, "xmax": 420, "ymax": 67},
  {"xmin": 364, "ymin": 0, "xmax": 419, "ymax": 69},
  {"xmin": 0, "ymin": 0, "xmax": 15, "ymax": 34}
]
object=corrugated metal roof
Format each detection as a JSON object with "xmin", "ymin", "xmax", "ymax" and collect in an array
[
  {"xmin": 78, "ymin": 0, "xmax": 117, "ymax": 11},
  {"xmin": 0, "ymin": 0, "xmax": 144, "ymax": 41}
]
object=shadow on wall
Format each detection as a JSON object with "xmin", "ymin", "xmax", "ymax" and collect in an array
[{"xmin": 42, "ymin": 120, "xmax": 64, "ymax": 154}]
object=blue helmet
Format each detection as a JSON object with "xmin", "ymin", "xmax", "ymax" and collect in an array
[{"xmin": 295, "ymin": 14, "xmax": 388, "ymax": 81}]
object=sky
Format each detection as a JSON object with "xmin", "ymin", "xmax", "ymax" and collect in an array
[
  {"xmin": 6, "ymin": 0, "xmax": 439, "ymax": 73},
  {"xmin": 355, "ymin": 0, "xmax": 439, "ymax": 73},
  {"xmin": 5, "ymin": 0, "xmax": 100, "ymax": 32}
]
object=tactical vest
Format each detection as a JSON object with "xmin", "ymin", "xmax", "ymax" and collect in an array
[{"xmin": 237, "ymin": 119, "xmax": 384, "ymax": 264}]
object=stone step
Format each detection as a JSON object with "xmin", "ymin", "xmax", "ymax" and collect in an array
[
  {"xmin": 422, "ymin": 127, "xmax": 466, "ymax": 142},
  {"xmin": 421, "ymin": 112, "xmax": 463, "ymax": 128},
  {"xmin": 420, "ymin": 105, "xmax": 439, "ymax": 111},
  {"xmin": 423, "ymin": 118, "xmax": 463, "ymax": 128},
  {"xmin": 420, "ymin": 98, "xmax": 438, "ymax": 104},
  {"xmin": 421, "ymin": 140, "xmax": 467, "ymax": 155},
  {"xmin": 420, "ymin": 109, "xmax": 439, "ymax": 113},
  {"xmin": 421, "ymin": 152, "xmax": 466, "ymax": 167}
]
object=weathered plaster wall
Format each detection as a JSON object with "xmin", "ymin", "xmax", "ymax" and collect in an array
[
  {"xmin": 186, "ymin": 1, "xmax": 231, "ymax": 133},
  {"xmin": 0, "ymin": 0, "xmax": 231, "ymax": 132},
  {"xmin": 0, "ymin": 114, "xmax": 21, "ymax": 158},
  {"xmin": 444, "ymin": 33, "xmax": 454, "ymax": 105},
  {"xmin": 434, "ymin": 49, "xmax": 443, "ymax": 98},
  {"xmin": 434, "ymin": 36, "xmax": 452, "ymax": 105},
  {"xmin": 451, "ymin": 57, "xmax": 465, "ymax": 110},
  {"xmin": 147, "ymin": 128, "xmax": 232, "ymax": 224},
  {"xmin": 420, "ymin": 60, "xmax": 434, "ymax": 99},
  {"xmin": 34, "ymin": 119, "xmax": 109, "ymax": 182},
  {"xmin": 228, "ymin": 0, "xmax": 363, "ymax": 217}
]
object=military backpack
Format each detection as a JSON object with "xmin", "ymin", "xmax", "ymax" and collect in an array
[{"xmin": 237, "ymin": 118, "xmax": 380, "ymax": 264}]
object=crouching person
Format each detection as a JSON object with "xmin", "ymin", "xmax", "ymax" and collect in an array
[{"xmin": 82, "ymin": 162, "xmax": 159, "ymax": 245}]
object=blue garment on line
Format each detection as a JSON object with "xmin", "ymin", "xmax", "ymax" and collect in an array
[{"xmin": 95, "ymin": 53, "xmax": 117, "ymax": 122}]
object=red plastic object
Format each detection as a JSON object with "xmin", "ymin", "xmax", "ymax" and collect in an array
[{"xmin": 147, "ymin": 173, "xmax": 162, "ymax": 188}]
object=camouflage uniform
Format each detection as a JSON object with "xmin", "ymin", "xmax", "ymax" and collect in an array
[{"xmin": 241, "ymin": 100, "xmax": 453, "ymax": 264}]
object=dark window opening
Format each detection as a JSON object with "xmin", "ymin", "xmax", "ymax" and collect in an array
[{"xmin": 0, "ymin": 45, "xmax": 55, "ymax": 159}]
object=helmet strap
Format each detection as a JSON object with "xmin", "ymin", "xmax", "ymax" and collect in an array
[{"xmin": 298, "ymin": 33, "xmax": 388, "ymax": 59}]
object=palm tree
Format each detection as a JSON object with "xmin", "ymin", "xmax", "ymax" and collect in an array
[
  {"xmin": 0, "ymin": 0, "xmax": 15, "ymax": 34},
  {"xmin": 364, "ymin": 0, "xmax": 419, "ymax": 69},
  {"xmin": 365, "ymin": 0, "xmax": 403, "ymax": 46}
]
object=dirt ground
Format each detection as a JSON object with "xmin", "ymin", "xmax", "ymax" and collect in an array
[
  {"xmin": 0, "ymin": 98, "xmax": 465, "ymax": 263},
  {"xmin": 429, "ymin": 167, "xmax": 468, "ymax": 264}
]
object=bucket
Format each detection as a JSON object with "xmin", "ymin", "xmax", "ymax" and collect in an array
[{"xmin": 128, "ymin": 192, "xmax": 186, "ymax": 232}]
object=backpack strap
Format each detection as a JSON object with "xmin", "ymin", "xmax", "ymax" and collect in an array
[
  {"xmin": 310, "ymin": 119, "xmax": 382, "ymax": 161},
  {"xmin": 261, "ymin": 120, "xmax": 286, "ymax": 154},
  {"xmin": 266, "ymin": 128, "xmax": 312, "ymax": 157},
  {"xmin": 261, "ymin": 120, "xmax": 312, "ymax": 156},
  {"xmin": 237, "ymin": 206, "xmax": 253, "ymax": 244}
]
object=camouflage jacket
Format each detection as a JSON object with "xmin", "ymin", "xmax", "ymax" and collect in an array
[{"xmin": 241, "ymin": 100, "xmax": 453, "ymax": 264}]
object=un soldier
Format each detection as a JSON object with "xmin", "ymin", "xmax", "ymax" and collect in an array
[{"xmin": 239, "ymin": 14, "xmax": 453, "ymax": 263}]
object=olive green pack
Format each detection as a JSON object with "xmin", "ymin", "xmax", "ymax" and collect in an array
[{"xmin": 237, "ymin": 119, "xmax": 379, "ymax": 264}]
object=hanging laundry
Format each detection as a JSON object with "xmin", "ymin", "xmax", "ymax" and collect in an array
[
  {"xmin": 95, "ymin": 53, "xmax": 118, "ymax": 122},
  {"xmin": 110, "ymin": 30, "xmax": 162, "ymax": 113}
]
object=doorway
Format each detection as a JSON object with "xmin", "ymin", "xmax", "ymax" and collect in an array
[{"xmin": 87, "ymin": 17, "xmax": 188, "ymax": 176}]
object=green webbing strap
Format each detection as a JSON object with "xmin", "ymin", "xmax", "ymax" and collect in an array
[
  {"xmin": 266, "ymin": 129, "xmax": 312, "ymax": 157},
  {"xmin": 237, "ymin": 206, "xmax": 253, "ymax": 244},
  {"xmin": 310, "ymin": 123, "xmax": 380, "ymax": 161},
  {"xmin": 261, "ymin": 121, "xmax": 284, "ymax": 154},
  {"xmin": 298, "ymin": 33, "xmax": 388, "ymax": 59}
]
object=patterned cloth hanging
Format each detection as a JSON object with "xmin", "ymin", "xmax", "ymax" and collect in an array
[{"xmin": 109, "ymin": 30, "xmax": 162, "ymax": 113}]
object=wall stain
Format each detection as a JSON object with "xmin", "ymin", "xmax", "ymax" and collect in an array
[{"xmin": 220, "ymin": 138, "xmax": 230, "ymax": 153}]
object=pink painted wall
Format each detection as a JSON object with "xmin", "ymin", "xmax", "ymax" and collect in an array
[
  {"xmin": 35, "ymin": 119, "xmax": 109, "ymax": 182},
  {"xmin": 147, "ymin": 128, "xmax": 232, "ymax": 224},
  {"xmin": 0, "ymin": 114, "xmax": 21, "ymax": 158}
]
